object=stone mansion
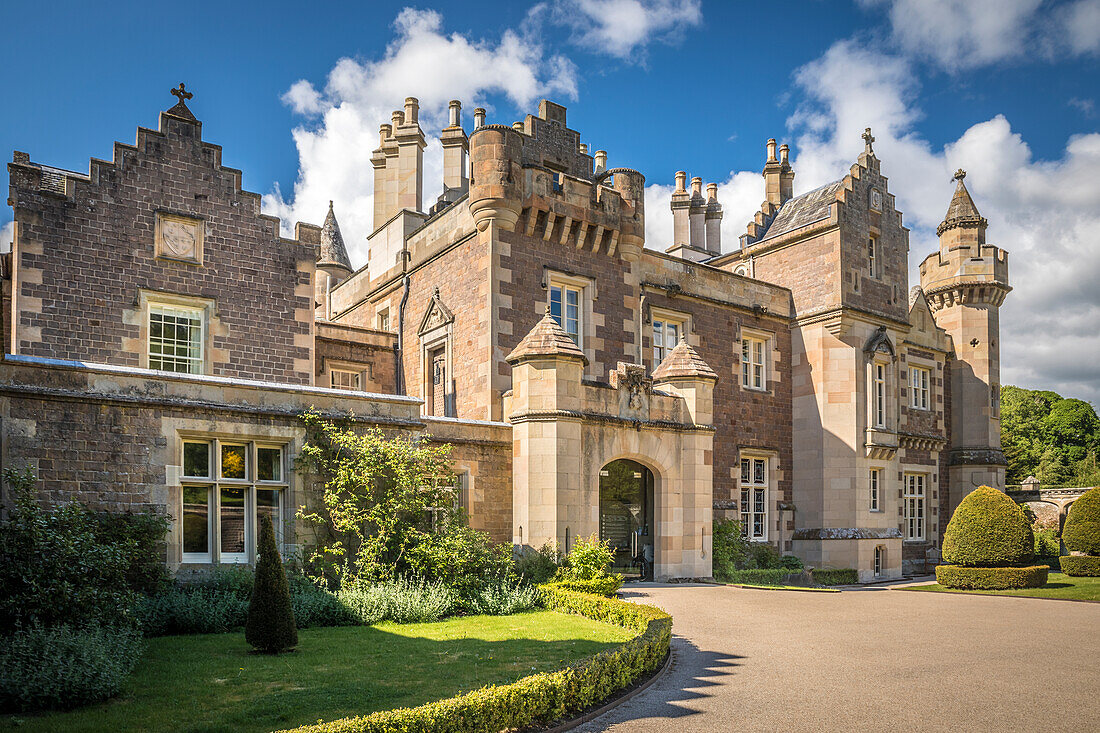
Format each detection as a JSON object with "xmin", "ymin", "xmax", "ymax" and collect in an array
[{"xmin": 0, "ymin": 87, "xmax": 1010, "ymax": 581}]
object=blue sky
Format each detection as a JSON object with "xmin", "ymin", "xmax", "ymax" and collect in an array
[{"xmin": 3, "ymin": 0, "xmax": 1100, "ymax": 402}]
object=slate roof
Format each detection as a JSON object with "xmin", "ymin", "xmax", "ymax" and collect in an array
[
  {"xmin": 943, "ymin": 176, "xmax": 982, "ymax": 222},
  {"xmin": 318, "ymin": 201, "xmax": 353, "ymax": 271},
  {"xmin": 757, "ymin": 180, "xmax": 844, "ymax": 243},
  {"xmin": 651, "ymin": 336, "xmax": 718, "ymax": 381},
  {"xmin": 505, "ymin": 307, "xmax": 587, "ymax": 364}
]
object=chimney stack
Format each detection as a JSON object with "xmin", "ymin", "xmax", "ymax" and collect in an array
[
  {"xmin": 441, "ymin": 99, "xmax": 469, "ymax": 199},
  {"xmin": 371, "ymin": 123, "xmax": 393, "ymax": 230},
  {"xmin": 473, "ymin": 107, "xmax": 486, "ymax": 127},
  {"xmin": 763, "ymin": 138, "xmax": 793, "ymax": 208},
  {"xmin": 671, "ymin": 171, "xmax": 690, "ymax": 248},
  {"xmin": 705, "ymin": 182, "xmax": 723, "ymax": 254},
  {"xmin": 689, "ymin": 177, "xmax": 706, "ymax": 250},
  {"xmin": 594, "ymin": 150, "xmax": 608, "ymax": 175},
  {"xmin": 393, "ymin": 99, "xmax": 426, "ymax": 213}
]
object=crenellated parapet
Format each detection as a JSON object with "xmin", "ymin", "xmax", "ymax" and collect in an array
[{"xmin": 919, "ymin": 244, "xmax": 1011, "ymax": 313}]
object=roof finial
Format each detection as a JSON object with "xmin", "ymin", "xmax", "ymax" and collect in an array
[
  {"xmin": 544, "ymin": 304, "xmax": 553, "ymax": 318},
  {"xmin": 166, "ymin": 83, "xmax": 198, "ymax": 122},
  {"xmin": 953, "ymin": 168, "xmax": 966, "ymax": 182},
  {"xmin": 328, "ymin": 199, "xmax": 334, "ymax": 210},
  {"xmin": 171, "ymin": 83, "xmax": 193, "ymax": 103},
  {"xmin": 862, "ymin": 127, "xmax": 875, "ymax": 154}
]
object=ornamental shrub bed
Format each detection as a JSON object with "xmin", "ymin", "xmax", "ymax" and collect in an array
[
  {"xmin": 0, "ymin": 625, "xmax": 144, "ymax": 713},
  {"xmin": 811, "ymin": 568, "xmax": 859, "ymax": 586},
  {"xmin": 541, "ymin": 576, "xmax": 623, "ymax": 597},
  {"xmin": 934, "ymin": 564, "xmax": 1049, "ymax": 590},
  {"xmin": 277, "ymin": 587, "xmax": 672, "ymax": 733},
  {"xmin": 1059, "ymin": 555, "xmax": 1100, "ymax": 576}
]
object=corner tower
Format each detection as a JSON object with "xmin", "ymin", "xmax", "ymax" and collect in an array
[{"xmin": 919, "ymin": 170, "xmax": 1011, "ymax": 510}]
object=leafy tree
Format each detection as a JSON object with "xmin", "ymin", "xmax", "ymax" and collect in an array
[
  {"xmin": 245, "ymin": 515, "xmax": 297, "ymax": 653},
  {"xmin": 1000, "ymin": 386, "xmax": 1100, "ymax": 485}
]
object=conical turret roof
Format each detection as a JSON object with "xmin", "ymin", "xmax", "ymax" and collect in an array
[
  {"xmin": 318, "ymin": 201, "xmax": 352, "ymax": 271},
  {"xmin": 652, "ymin": 334, "xmax": 717, "ymax": 381},
  {"xmin": 505, "ymin": 307, "xmax": 587, "ymax": 364},
  {"xmin": 938, "ymin": 169, "xmax": 987, "ymax": 235}
]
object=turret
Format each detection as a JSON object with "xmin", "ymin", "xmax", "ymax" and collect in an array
[
  {"xmin": 469, "ymin": 122, "xmax": 523, "ymax": 232},
  {"xmin": 315, "ymin": 201, "xmax": 353, "ymax": 320},
  {"xmin": 609, "ymin": 167, "xmax": 646, "ymax": 262},
  {"xmin": 919, "ymin": 169, "xmax": 1011, "ymax": 509}
]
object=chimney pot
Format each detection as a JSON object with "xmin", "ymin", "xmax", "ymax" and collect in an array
[
  {"xmin": 691, "ymin": 176, "xmax": 703, "ymax": 195},
  {"xmin": 706, "ymin": 182, "xmax": 718, "ymax": 202},
  {"xmin": 512, "ymin": 121, "xmax": 524, "ymax": 132},
  {"xmin": 473, "ymin": 107, "xmax": 486, "ymax": 127},
  {"xmin": 448, "ymin": 100, "xmax": 461, "ymax": 128},
  {"xmin": 404, "ymin": 97, "xmax": 419, "ymax": 124},
  {"xmin": 579, "ymin": 142, "xmax": 588, "ymax": 155},
  {"xmin": 392, "ymin": 110, "xmax": 404, "ymax": 128},
  {"xmin": 594, "ymin": 150, "xmax": 608, "ymax": 174},
  {"xmin": 675, "ymin": 171, "xmax": 687, "ymax": 192},
  {"xmin": 379, "ymin": 124, "xmax": 392, "ymax": 142},
  {"xmin": 766, "ymin": 138, "xmax": 778, "ymax": 163},
  {"xmin": 779, "ymin": 144, "xmax": 789, "ymax": 165}
]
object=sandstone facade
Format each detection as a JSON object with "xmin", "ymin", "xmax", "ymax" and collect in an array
[{"xmin": 2, "ymin": 91, "xmax": 1009, "ymax": 581}]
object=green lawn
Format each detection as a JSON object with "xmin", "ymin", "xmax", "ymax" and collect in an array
[
  {"xmin": 1, "ymin": 611, "xmax": 632, "ymax": 733},
  {"xmin": 907, "ymin": 572, "xmax": 1100, "ymax": 601}
]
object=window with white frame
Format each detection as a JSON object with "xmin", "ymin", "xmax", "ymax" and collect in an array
[
  {"xmin": 910, "ymin": 366, "xmax": 930, "ymax": 409},
  {"xmin": 330, "ymin": 369, "xmax": 361, "ymax": 391},
  {"xmin": 904, "ymin": 473, "xmax": 926, "ymax": 541},
  {"xmin": 377, "ymin": 309, "xmax": 390, "ymax": 331},
  {"xmin": 652, "ymin": 318, "xmax": 682, "ymax": 365},
  {"xmin": 181, "ymin": 439, "xmax": 287, "ymax": 563},
  {"xmin": 549, "ymin": 282, "xmax": 582, "ymax": 347},
  {"xmin": 868, "ymin": 236, "xmax": 878, "ymax": 278},
  {"xmin": 741, "ymin": 336, "xmax": 767, "ymax": 391},
  {"xmin": 873, "ymin": 362, "xmax": 887, "ymax": 428},
  {"xmin": 149, "ymin": 304, "xmax": 204, "ymax": 374},
  {"xmin": 869, "ymin": 468, "xmax": 882, "ymax": 511},
  {"xmin": 874, "ymin": 545, "xmax": 884, "ymax": 577},
  {"xmin": 740, "ymin": 457, "xmax": 769, "ymax": 540}
]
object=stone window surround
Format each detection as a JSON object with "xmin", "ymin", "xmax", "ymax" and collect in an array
[
  {"xmin": 874, "ymin": 544, "xmax": 885, "ymax": 577},
  {"xmin": 908, "ymin": 359, "xmax": 933, "ymax": 410},
  {"xmin": 738, "ymin": 326, "xmax": 774, "ymax": 393},
  {"xmin": 866, "ymin": 353, "xmax": 898, "ymax": 432},
  {"xmin": 903, "ymin": 472, "xmax": 927, "ymax": 543},
  {"xmin": 174, "ymin": 431, "xmax": 292, "ymax": 566},
  {"xmin": 739, "ymin": 450, "xmax": 776, "ymax": 542},
  {"xmin": 543, "ymin": 269, "xmax": 596, "ymax": 362},
  {"xmin": 326, "ymin": 359, "xmax": 373, "ymax": 391},
  {"xmin": 419, "ymin": 317, "xmax": 454, "ymax": 418},
  {"xmin": 647, "ymin": 304, "xmax": 692, "ymax": 370},
  {"xmin": 126, "ymin": 290, "xmax": 224, "ymax": 375},
  {"xmin": 869, "ymin": 467, "xmax": 883, "ymax": 512}
]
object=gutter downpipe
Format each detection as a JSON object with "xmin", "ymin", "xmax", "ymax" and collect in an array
[{"xmin": 395, "ymin": 251, "xmax": 411, "ymax": 396}]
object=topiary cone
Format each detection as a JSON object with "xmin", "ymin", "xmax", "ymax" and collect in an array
[
  {"xmin": 942, "ymin": 485, "xmax": 1034, "ymax": 567},
  {"xmin": 246, "ymin": 514, "xmax": 298, "ymax": 653},
  {"xmin": 1062, "ymin": 487, "xmax": 1100, "ymax": 556}
]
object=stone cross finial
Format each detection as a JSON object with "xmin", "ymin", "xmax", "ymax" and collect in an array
[
  {"xmin": 544, "ymin": 304, "xmax": 553, "ymax": 318},
  {"xmin": 862, "ymin": 127, "xmax": 875, "ymax": 153},
  {"xmin": 953, "ymin": 168, "xmax": 966, "ymax": 182},
  {"xmin": 171, "ymin": 83, "xmax": 193, "ymax": 103}
]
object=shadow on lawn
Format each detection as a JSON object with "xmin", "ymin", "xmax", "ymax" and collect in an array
[{"xmin": 2, "ymin": 620, "xmax": 629, "ymax": 733}]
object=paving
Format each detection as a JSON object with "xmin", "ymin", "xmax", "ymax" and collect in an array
[{"xmin": 576, "ymin": 582, "xmax": 1100, "ymax": 732}]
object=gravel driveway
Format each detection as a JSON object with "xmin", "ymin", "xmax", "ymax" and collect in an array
[{"xmin": 576, "ymin": 583, "xmax": 1100, "ymax": 732}]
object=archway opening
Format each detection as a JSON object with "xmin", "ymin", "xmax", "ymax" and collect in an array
[{"xmin": 599, "ymin": 459, "xmax": 655, "ymax": 581}]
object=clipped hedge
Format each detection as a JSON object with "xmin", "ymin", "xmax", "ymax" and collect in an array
[
  {"xmin": 935, "ymin": 564, "xmax": 1049, "ymax": 590},
  {"xmin": 942, "ymin": 486, "xmax": 1034, "ymax": 567},
  {"xmin": 541, "ymin": 575, "xmax": 623, "ymax": 597},
  {"xmin": 811, "ymin": 568, "xmax": 859, "ymax": 586},
  {"xmin": 277, "ymin": 587, "xmax": 671, "ymax": 733},
  {"xmin": 1063, "ymin": 487, "xmax": 1100, "ymax": 556},
  {"xmin": 1059, "ymin": 555, "xmax": 1100, "ymax": 577}
]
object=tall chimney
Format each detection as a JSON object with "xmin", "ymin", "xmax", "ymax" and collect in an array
[
  {"xmin": 779, "ymin": 143, "xmax": 794, "ymax": 204},
  {"xmin": 594, "ymin": 150, "xmax": 608, "ymax": 175},
  {"xmin": 705, "ymin": 182, "xmax": 723, "ymax": 254},
  {"xmin": 371, "ymin": 123, "xmax": 392, "ymax": 230},
  {"xmin": 763, "ymin": 138, "xmax": 785, "ymax": 208},
  {"xmin": 689, "ymin": 177, "xmax": 706, "ymax": 250},
  {"xmin": 441, "ymin": 100, "xmax": 469, "ymax": 197},
  {"xmin": 394, "ymin": 98, "xmax": 425, "ymax": 212},
  {"xmin": 473, "ymin": 107, "xmax": 486, "ymax": 127},
  {"xmin": 671, "ymin": 171, "xmax": 690, "ymax": 248}
]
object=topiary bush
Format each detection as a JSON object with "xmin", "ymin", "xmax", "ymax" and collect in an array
[
  {"xmin": 1059, "ymin": 555, "xmax": 1100, "ymax": 576},
  {"xmin": 1062, "ymin": 487, "xmax": 1100, "ymax": 556},
  {"xmin": 245, "ymin": 516, "xmax": 298, "ymax": 653},
  {"xmin": 942, "ymin": 485, "xmax": 1035, "ymax": 567},
  {"xmin": 541, "ymin": 575, "xmax": 623, "ymax": 597},
  {"xmin": 935, "ymin": 564, "xmax": 1049, "ymax": 590},
  {"xmin": 811, "ymin": 568, "xmax": 859, "ymax": 586}
]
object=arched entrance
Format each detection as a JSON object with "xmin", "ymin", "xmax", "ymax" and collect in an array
[{"xmin": 599, "ymin": 459, "xmax": 655, "ymax": 581}]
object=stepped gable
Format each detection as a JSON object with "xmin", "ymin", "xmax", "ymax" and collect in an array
[
  {"xmin": 756, "ymin": 180, "xmax": 844, "ymax": 243},
  {"xmin": 505, "ymin": 306, "xmax": 587, "ymax": 364},
  {"xmin": 652, "ymin": 335, "xmax": 718, "ymax": 381},
  {"xmin": 318, "ymin": 201, "xmax": 353, "ymax": 271}
]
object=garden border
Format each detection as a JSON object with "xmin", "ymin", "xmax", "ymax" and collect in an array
[
  {"xmin": 276, "ymin": 587, "xmax": 673, "ymax": 733},
  {"xmin": 544, "ymin": 646, "xmax": 673, "ymax": 732}
]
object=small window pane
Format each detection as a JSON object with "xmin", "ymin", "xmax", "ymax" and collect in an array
[
  {"xmin": 754, "ymin": 459, "xmax": 766, "ymax": 485},
  {"xmin": 221, "ymin": 444, "xmax": 247, "ymax": 479},
  {"xmin": 220, "ymin": 486, "xmax": 246, "ymax": 556},
  {"xmin": 182, "ymin": 485, "xmax": 210, "ymax": 555},
  {"xmin": 256, "ymin": 488, "xmax": 281, "ymax": 551},
  {"xmin": 740, "ymin": 458, "xmax": 751, "ymax": 484},
  {"xmin": 257, "ymin": 447, "xmax": 282, "ymax": 482},
  {"xmin": 183, "ymin": 441, "xmax": 210, "ymax": 478}
]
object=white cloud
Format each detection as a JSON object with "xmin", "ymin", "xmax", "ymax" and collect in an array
[
  {"xmin": 864, "ymin": 0, "xmax": 1100, "ymax": 71},
  {"xmin": 542, "ymin": 0, "xmax": 702, "ymax": 60},
  {"xmin": 784, "ymin": 39, "xmax": 1100, "ymax": 403},
  {"xmin": 263, "ymin": 7, "xmax": 578, "ymax": 265},
  {"xmin": 0, "ymin": 221, "xmax": 13, "ymax": 253},
  {"xmin": 644, "ymin": 170, "xmax": 761, "ymax": 252}
]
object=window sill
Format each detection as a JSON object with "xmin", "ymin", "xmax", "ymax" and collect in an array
[{"xmin": 742, "ymin": 386, "xmax": 769, "ymax": 394}]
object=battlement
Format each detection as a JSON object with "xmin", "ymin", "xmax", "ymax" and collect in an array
[{"xmin": 919, "ymin": 243, "xmax": 1010, "ymax": 309}]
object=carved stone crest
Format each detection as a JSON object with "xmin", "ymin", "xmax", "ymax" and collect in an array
[
  {"xmin": 155, "ymin": 212, "xmax": 203, "ymax": 263},
  {"xmin": 610, "ymin": 362, "xmax": 652, "ymax": 416}
]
